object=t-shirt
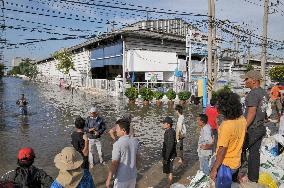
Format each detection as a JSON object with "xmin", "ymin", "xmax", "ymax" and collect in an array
[
  {"xmin": 197, "ymin": 124, "xmax": 213, "ymax": 157},
  {"xmin": 244, "ymin": 87, "xmax": 268, "ymax": 126},
  {"xmin": 71, "ymin": 132, "xmax": 85, "ymax": 155},
  {"xmin": 176, "ymin": 115, "xmax": 185, "ymax": 140},
  {"xmin": 217, "ymin": 116, "xmax": 247, "ymax": 169},
  {"xmin": 71, "ymin": 131, "xmax": 89, "ymax": 169},
  {"xmin": 205, "ymin": 106, "xmax": 219, "ymax": 130},
  {"xmin": 112, "ymin": 135, "xmax": 139, "ymax": 182}
]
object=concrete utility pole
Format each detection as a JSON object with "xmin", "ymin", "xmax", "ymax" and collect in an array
[
  {"xmin": 207, "ymin": 0, "xmax": 213, "ymax": 101},
  {"xmin": 235, "ymin": 26, "xmax": 240, "ymax": 64},
  {"xmin": 247, "ymin": 33, "xmax": 251, "ymax": 64},
  {"xmin": 261, "ymin": 0, "xmax": 269, "ymax": 87},
  {"xmin": 212, "ymin": 0, "xmax": 218, "ymax": 89}
]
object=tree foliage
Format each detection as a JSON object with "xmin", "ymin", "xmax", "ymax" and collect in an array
[
  {"xmin": 53, "ymin": 49, "xmax": 75, "ymax": 75},
  {"xmin": 8, "ymin": 58, "xmax": 38, "ymax": 79},
  {"xmin": 269, "ymin": 65, "xmax": 284, "ymax": 82},
  {"xmin": 212, "ymin": 84, "xmax": 232, "ymax": 102},
  {"xmin": 0, "ymin": 63, "xmax": 5, "ymax": 77},
  {"xmin": 245, "ymin": 64, "xmax": 254, "ymax": 72}
]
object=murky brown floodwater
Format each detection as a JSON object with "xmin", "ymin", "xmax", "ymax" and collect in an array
[{"xmin": 0, "ymin": 77, "xmax": 201, "ymax": 184}]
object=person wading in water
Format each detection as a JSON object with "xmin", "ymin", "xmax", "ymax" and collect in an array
[{"xmin": 16, "ymin": 94, "xmax": 28, "ymax": 116}]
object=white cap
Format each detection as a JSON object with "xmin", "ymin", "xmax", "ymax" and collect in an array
[{"xmin": 89, "ymin": 106, "xmax": 98, "ymax": 113}]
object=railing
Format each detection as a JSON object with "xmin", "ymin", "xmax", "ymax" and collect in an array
[{"xmin": 132, "ymin": 81, "xmax": 185, "ymax": 93}]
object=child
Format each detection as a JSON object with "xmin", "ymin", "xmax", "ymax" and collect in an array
[
  {"xmin": 71, "ymin": 116, "xmax": 89, "ymax": 169},
  {"xmin": 197, "ymin": 114, "xmax": 213, "ymax": 175},
  {"xmin": 175, "ymin": 105, "xmax": 186, "ymax": 164},
  {"xmin": 162, "ymin": 116, "xmax": 177, "ymax": 187}
]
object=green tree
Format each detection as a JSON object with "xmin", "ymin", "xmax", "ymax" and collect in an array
[
  {"xmin": 53, "ymin": 49, "xmax": 75, "ymax": 75},
  {"xmin": 245, "ymin": 64, "xmax": 254, "ymax": 72},
  {"xmin": 269, "ymin": 65, "xmax": 284, "ymax": 82},
  {"xmin": 8, "ymin": 59, "xmax": 38, "ymax": 79},
  {"xmin": 0, "ymin": 63, "xmax": 5, "ymax": 77}
]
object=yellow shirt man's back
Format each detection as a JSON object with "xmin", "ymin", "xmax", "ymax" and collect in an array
[{"xmin": 217, "ymin": 116, "xmax": 247, "ymax": 169}]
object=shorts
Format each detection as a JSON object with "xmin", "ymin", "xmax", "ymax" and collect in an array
[{"xmin": 163, "ymin": 160, "xmax": 174, "ymax": 174}]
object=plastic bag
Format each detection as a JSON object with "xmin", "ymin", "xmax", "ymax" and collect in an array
[
  {"xmin": 258, "ymin": 172, "xmax": 278, "ymax": 188},
  {"xmin": 216, "ymin": 165, "xmax": 233, "ymax": 188}
]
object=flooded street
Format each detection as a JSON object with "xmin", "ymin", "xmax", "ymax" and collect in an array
[{"xmin": 0, "ymin": 77, "xmax": 201, "ymax": 187}]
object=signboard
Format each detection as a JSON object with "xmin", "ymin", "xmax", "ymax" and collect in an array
[{"xmin": 145, "ymin": 72, "xmax": 163, "ymax": 81}]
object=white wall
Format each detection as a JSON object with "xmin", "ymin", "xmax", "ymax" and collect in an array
[
  {"xmin": 36, "ymin": 50, "xmax": 91, "ymax": 87},
  {"xmin": 126, "ymin": 50, "xmax": 178, "ymax": 72}
]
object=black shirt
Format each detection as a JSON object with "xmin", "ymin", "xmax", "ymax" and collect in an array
[
  {"xmin": 71, "ymin": 131, "xmax": 89, "ymax": 169},
  {"xmin": 71, "ymin": 131, "xmax": 85, "ymax": 155},
  {"xmin": 162, "ymin": 128, "xmax": 177, "ymax": 161}
]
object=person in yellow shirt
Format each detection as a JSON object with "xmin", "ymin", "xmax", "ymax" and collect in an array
[{"xmin": 210, "ymin": 91, "xmax": 247, "ymax": 188}]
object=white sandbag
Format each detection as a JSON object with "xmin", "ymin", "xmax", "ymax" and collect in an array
[
  {"xmin": 171, "ymin": 183, "xmax": 186, "ymax": 188},
  {"xmin": 260, "ymin": 134, "xmax": 284, "ymax": 185}
]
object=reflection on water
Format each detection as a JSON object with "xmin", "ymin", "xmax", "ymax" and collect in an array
[{"xmin": 0, "ymin": 77, "xmax": 200, "ymax": 178}]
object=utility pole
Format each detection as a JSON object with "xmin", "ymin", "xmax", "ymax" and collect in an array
[
  {"xmin": 212, "ymin": 0, "xmax": 218, "ymax": 89},
  {"xmin": 261, "ymin": 0, "xmax": 269, "ymax": 87},
  {"xmin": 186, "ymin": 30, "xmax": 192, "ymax": 92},
  {"xmin": 235, "ymin": 26, "xmax": 240, "ymax": 64},
  {"xmin": 247, "ymin": 33, "xmax": 251, "ymax": 64},
  {"xmin": 207, "ymin": 0, "xmax": 213, "ymax": 101}
]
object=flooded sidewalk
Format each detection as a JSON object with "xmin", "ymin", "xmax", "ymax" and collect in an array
[{"xmin": 0, "ymin": 77, "xmax": 202, "ymax": 187}]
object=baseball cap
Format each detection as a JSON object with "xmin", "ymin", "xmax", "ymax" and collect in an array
[
  {"xmin": 18, "ymin": 147, "xmax": 35, "ymax": 161},
  {"xmin": 240, "ymin": 70, "xmax": 262, "ymax": 80},
  {"xmin": 161, "ymin": 116, "xmax": 173, "ymax": 125},
  {"xmin": 89, "ymin": 106, "xmax": 98, "ymax": 113}
]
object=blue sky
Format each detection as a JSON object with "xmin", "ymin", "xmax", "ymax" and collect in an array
[{"xmin": 2, "ymin": 0, "xmax": 284, "ymax": 68}]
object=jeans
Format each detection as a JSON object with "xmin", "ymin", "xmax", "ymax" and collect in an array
[
  {"xmin": 88, "ymin": 139, "xmax": 103, "ymax": 166},
  {"xmin": 199, "ymin": 156, "xmax": 210, "ymax": 175}
]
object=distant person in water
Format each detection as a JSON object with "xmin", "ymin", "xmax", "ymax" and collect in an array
[{"xmin": 16, "ymin": 94, "xmax": 28, "ymax": 115}]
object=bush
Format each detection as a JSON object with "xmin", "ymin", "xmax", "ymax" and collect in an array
[
  {"xmin": 269, "ymin": 65, "xmax": 284, "ymax": 82},
  {"xmin": 139, "ymin": 87, "xmax": 153, "ymax": 101},
  {"xmin": 178, "ymin": 91, "xmax": 191, "ymax": 101},
  {"xmin": 125, "ymin": 87, "xmax": 138, "ymax": 100},
  {"xmin": 153, "ymin": 91, "xmax": 164, "ymax": 100},
  {"xmin": 166, "ymin": 89, "xmax": 176, "ymax": 101},
  {"xmin": 212, "ymin": 84, "xmax": 232, "ymax": 102}
]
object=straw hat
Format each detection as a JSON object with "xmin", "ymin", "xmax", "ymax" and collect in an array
[{"xmin": 54, "ymin": 147, "xmax": 83, "ymax": 171}]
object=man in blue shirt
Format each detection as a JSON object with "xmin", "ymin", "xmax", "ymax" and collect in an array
[{"xmin": 85, "ymin": 106, "xmax": 106, "ymax": 168}]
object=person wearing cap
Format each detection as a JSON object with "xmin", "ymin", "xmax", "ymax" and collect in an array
[
  {"xmin": 51, "ymin": 147, "xmax": 95, "ymax": 188},
  {"xmin": 161, "ymin": 116, "xmax": 177, "ymax": 188},
  {"xmin": 84, "ymin": 106, "xmax": 106, "ymax": 168},
  {"xmin": 3, "ymin": 147, "xmax": 53, "ymax": 188},
  {"xmin": 240, "ymin": 70, "xmax": 268, "ymax": 182},
  {"xmin": 106, "ymin": 118, "xmax": 140, "ymax": 188}
]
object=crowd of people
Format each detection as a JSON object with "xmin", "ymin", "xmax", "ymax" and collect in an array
[{"xmin": 1, "ymin": 70, "xmax": 284, "ymax": 188}]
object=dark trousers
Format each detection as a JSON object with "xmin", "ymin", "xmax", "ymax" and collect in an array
[
  {"xmin": 212, "ymin": 129, "xmax": 218, "ymax": 153},
  {"xmin": 241, "ymin": 125, "xmax": 266, "ymax": 182}
]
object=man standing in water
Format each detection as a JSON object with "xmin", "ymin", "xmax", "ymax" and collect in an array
[
  {"xmin": 16, "ymin": 94, "xmax": 28, "ymax": 115},
  {"xmin": 241, "ymin": 70, "xmax": 268, "ymax": 182},
  {"xmin": 85, "ymin": 106, "xmax": 106, "ymax": 168}
]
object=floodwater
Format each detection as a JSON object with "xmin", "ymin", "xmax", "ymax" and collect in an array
[{"xmin": 0, "ymin": 77, "xmax": 201, "ymax": 185}]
